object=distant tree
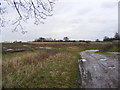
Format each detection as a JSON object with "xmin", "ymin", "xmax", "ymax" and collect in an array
[
  {"xmin": 71, "ymin": 40, "xmax": 76, "ymax": 42},
  {"xmin": 114, "ymin": 32, "xmax": 120, "ymax": 40},
  {"xmin": 53, "ymin": 39, "xmax": 56, "ymax": 42},
  {"xmin": 96, "ymin": 39, "xmax": 100, "ymax": 42},
  {"xmin": 86, "ymin": 40, "xmax": 91, "ymax": 43},
  {"xmin": 13, "ymin": 40, "xmax": 22, "ymax": 43},
  {"xmin": 79, "ymin": 40, "xmax": 85, "ymax": 42},
  {"xmin": 13, "ymin": 41, "xmax": 18, "ymax": 43},
  {"xmin": 103, "ymin": 33, "xmax": 120, "ymax": 42},
  {"xmin": 46, "ymin": 38, "xmax": 53, "ymax": 42},
  {"xmin": 58, "ymin": 40, "xmax": 63, "ymax": 42},
  {"xmin": 103, "ymin": 36, "xmax": 110, "ymax": 41},
  {"xmin": 63, "ymin": 37, "xmax": 69, "ymax": 42},
  {"xmin": 35, "ymin": 37, "xmax": 46, "ymax": 42},
  {"xmin": 18, "ymin": 41, "xmax": 22, "ymax": 43}
]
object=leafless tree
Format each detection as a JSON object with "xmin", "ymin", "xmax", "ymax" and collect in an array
[
  {"xmin": 0, "ymin": 2, "xmax": 7, "ymax": 28},
  {"xmin": 63, "ymin": 37, "xmax": 69, "ymax": 41},
  {"xmin": 0, "ymin": 0, "xmax": 56, "ymax": 33}
]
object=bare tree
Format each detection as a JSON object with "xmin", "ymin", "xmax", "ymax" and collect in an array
[
  {"xmin": 96, "ymin": 39, "xmax": 100, "ymax": 42},
  {"xmin": 63, "ymin": 37, "xmax": 69, "ymax": 42},
  {"xmin": 0, "ymin": 1, "xmax": 7, "ymax": 28},
  {"xmin": 103, "ymin": 36, "xmax": 110, "ymax": 41},
  {"xmin": 0, "ymin": 0, "xmax": 56, "ymax": 33},
  {"xmin": 114, "ymin": 32, "xmax": 120, "ymax": 39}
]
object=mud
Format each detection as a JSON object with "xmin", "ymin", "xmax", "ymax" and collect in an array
[
  {"xmin": 79, "ymin": 50, "xmax": 119, "ymax": 88},
  {"xmin": 3, "ymin": 47, "xmax": 52, "ymax": 54}
]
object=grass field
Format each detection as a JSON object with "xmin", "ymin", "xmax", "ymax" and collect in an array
[
  {"xmin": 2, "ymin": 42, "xmax": 119, "ymax": 88},
  {"xmin": 3, "ymin": 49, "xmax": 79, "ymax": 88},
  {"xmin": 2, "ymin": 43, "xmax": 82, "ymax": 88}
]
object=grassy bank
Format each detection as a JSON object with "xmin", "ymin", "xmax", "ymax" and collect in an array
[
  {"xmin": 3, "ymin": 48, "xmax": 80, "ymax": 88},
  {"xmin": 97, "ymin": 44, "xmax": 120, "ymax": 53}
]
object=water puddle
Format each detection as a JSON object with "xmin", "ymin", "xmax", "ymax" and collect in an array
[
  {"xmin": 3, "ymin": 47, "xmax": 7, "ymax": 49},
  {"xmin": 6, "ymin": 49, "xmax": 14, "ymax": 51},
  {"xmin": 108, "ymin": 66, "xmax": 116, "ymax": 69},
  {"xmin": 93, "ymin": 66, "xmax": 97, "ymax": 71},
  {"xmin": 23, "ymin": 45, "xmax": 30, "ymax": 46},
  {"xmin": 45, "ymin": 47, "xmax": 52, "ymax": 49},
  {"xmin": 81, "ymin": 59, "xmax": 87, "ymax": 62},
  {"xmin": 108, "ymin": 52, "xmax": 120, "ymax": 55},
  {"xmin": 100, "ymin": 58, "xmax": 107, "ymax": 61},
  {"xmin": 86, "ymin": 50, "xmax": 99, "ymax": 52},
  {"xmin": 36, "ymin": 47, "xmax": 52, "ymax": 49}
]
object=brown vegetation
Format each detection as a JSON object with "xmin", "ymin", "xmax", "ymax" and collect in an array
[{"xmin": 3, "ymin": 49, "xmax": 79, "ymax": 88}]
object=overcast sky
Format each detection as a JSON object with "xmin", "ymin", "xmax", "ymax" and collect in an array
[{"xmin": 1, "ymin": 0, "xmax": 119, "ymax": 42}]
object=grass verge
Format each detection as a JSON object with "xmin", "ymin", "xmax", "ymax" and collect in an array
[{"xmin": 97, "ymin": 45, "xmax": 120, "ymax": 53}]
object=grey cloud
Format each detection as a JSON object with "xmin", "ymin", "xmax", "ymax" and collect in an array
[
  {"xmin": 89, "ymin": 19, "xmax": 116, "ymax": 24},
  {"xmin": 102, "ymin": 2, "xmax": 117, "ymax": 8},
  {"xmin": 77, "ymin": 8, "xmax": 92, "ymax": 15},
  {"xmin": 1, "ymin": 0, "xmax": 118, "ymax": 42}
]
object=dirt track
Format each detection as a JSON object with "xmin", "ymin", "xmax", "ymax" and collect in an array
[{"xmin": 79, "ymin": 50, "xmax": 119, "ymax": 88}]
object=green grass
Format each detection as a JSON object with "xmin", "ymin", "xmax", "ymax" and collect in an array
[
  {"xmin": 3, "ymin": 48, "xmax": 81, "ymax": 88},
  {"xmin": 2, "ymin": 51, "xmax": 33, "ymax": 60},
  {"xmin": 107, "ymin": 46, "xmax": 120, "ymax": 52},
  {"xmin": 97, "ymin": 45, "xmax": 120, "ymax": 53}
]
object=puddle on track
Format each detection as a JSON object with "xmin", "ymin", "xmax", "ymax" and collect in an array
[
  {"xmin": 108, "ymin": 67, "xmax": 116, "ymax": 69},
  {"xmin": 81, "ymin": 59, "xmax": 87, "ymax": 62},
  {"xmin": 36, "ymin": 47, "xmax": 52, "ymax": 49},
  {"xmin": 85, "ymin": 50, "xmax": 99, "ymax": 52},
  {"xmin": 99, "ymin": 58, "xmax": 107, "ymax": 61}
]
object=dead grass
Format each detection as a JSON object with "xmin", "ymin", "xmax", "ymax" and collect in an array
[
  {"xmin": 3, "ymin": 49, "xmax": 79, "ymax": 88},
  {"xmin": 25, "ymin": 42, "xmax": 112, "ymax": 49},
  {"xmin": 25, "ymin": 42, "xmax": 84, "ymax": 45},
  {"xmin": 98, "ymin": 44, "xmax": 120, "ymax": 52},
  {"xmin": 25, "ymin": 42, "xmax": 112, "ymax": 46}
]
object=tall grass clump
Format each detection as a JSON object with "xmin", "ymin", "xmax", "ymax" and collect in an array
[{"xmin": 3, "ymin": 49, "xmax": 79, "ymax": 88}]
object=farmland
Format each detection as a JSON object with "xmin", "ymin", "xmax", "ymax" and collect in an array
[{"xmin": 2, "ymin": 42, "xmax": 119, "ymax": 88}]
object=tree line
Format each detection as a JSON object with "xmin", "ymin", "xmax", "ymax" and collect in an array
[
  {"xmin": 34, "ymin": 37, "xmax": 93, "ymax": 42},
  {"xmin": 33, "ymin": 33, "xmax": 120, "ymax": 42},
  {"xmin": 12, "ymin": 32, "xmax": 119, "ymax": 43},
  {"xmin": 103, "ymin": 32, "xmax": 120, "ymax": 42}
]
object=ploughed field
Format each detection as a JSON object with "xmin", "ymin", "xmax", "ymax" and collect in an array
[{"xmin": 2, "ymin": 42, "xmax": 119, "ymax": 88}]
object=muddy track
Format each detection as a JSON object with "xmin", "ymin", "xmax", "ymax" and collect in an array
[{"xmin": 79, "ymin": 50, "xmax": 119, "ymax": 88}]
